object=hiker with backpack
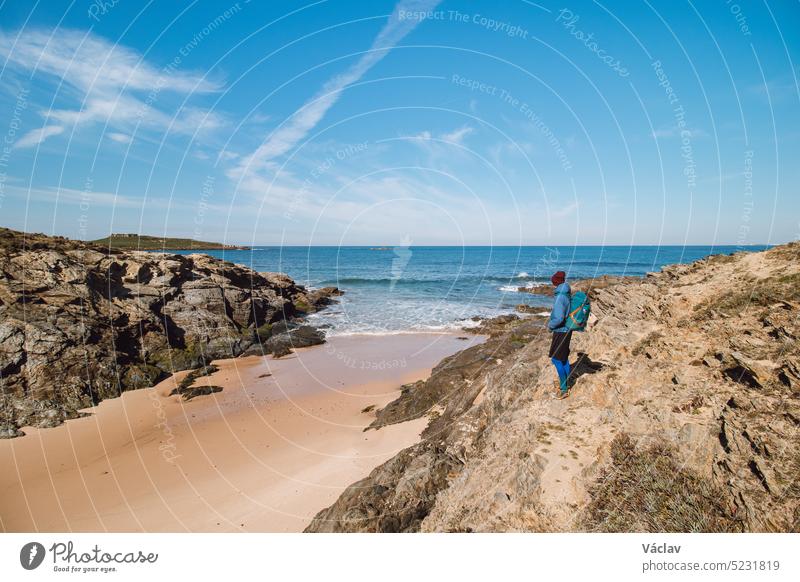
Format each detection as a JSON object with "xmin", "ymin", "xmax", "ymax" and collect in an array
[{"xmin": 547, "ymin": 271, "xmax": 590, "ymax": 399}]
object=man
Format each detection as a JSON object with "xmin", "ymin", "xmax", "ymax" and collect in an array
[{"xmin": 547, "ymin": 270, "xmax": 572, "ymax": 399}]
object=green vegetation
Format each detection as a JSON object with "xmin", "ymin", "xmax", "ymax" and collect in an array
[
  {"xmin": 631, "ymin": 331, "xmax": 664, "ymax": 356},
  {"xmin": 581, "ymin": 434, "xmax": 740, "ymax": 532},
  {"xmin": 148, "ymin": 342, "xmax": 208, "ymax": 372},
  {"xmin": 696, "ymin": 272, "xmax": 800, "ymax": 319},
  {"xmin": 93, "ymin": 234, "xmax": 248, "ymax": 251},
  {"xmin": 293, "ymin": 299, "xmax": 311, "ymax": 313},
  {"xmin": 255, "ymin": 323, "xmax": 274, "ymax": 341}
]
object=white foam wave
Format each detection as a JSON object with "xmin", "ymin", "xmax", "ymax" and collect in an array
[
  {"xmin": 323, "ymin": 320, "xmax": 478, "ymax": 337},
  {"xmin": 312, "ymin": 303, "xmax": 506, "ymax": 337},
  {"xmin": 498, "ymin": 280, "xmax": 548, "ymax": 293},
  {"xmin": 305, "ymin": 290, "xmax": 516, "ymax": 337}
]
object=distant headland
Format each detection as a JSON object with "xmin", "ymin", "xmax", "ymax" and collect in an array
[{"xmin": 92, "ymin": 233, "xmax": 249, "ymax": 251}]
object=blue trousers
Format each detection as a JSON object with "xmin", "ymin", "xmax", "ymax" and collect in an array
[{"xmin": 551, "ymin": 357, "xmax": 571, "ymax": 393}]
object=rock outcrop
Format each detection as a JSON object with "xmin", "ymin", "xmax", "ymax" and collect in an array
[
  {"xmin": 306, "ymin": 244, "xmax": 800, "ymax": 533},
  {"xmin": 517, "ymin": 275, "xmax": 640, "ymax": 298},
  {"xmin": 0, "ymin": 228, "xmax": 340, "ymax": 437}
]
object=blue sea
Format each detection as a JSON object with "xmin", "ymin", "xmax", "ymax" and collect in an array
[{"xmin": 172, "ymin": 246, "xmax": 767, "ymax": 336}]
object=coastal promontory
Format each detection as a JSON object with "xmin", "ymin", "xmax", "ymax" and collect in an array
[
  {"xmin": 0, "ymin": 228, "xmax": 339, "ymax": 437},
  {"xmin": 306, "ymin": 243, "xmax": 800, "ymax": 533}
]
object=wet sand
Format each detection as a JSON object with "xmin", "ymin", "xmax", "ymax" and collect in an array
[{"xmin": 0, "ymin": 333, "xmax": 483, "ymax": 532}]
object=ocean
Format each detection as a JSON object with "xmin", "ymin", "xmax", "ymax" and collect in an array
[{"xmin": 171, "ymin": 245, "xmax": 768, "ymax": 336}]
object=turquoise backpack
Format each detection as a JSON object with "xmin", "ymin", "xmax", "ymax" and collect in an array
[{"xmin": 565, "ymin": 291, "xmax": 591, "ymax": 332}]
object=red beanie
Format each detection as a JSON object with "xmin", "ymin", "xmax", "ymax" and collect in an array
[{"xmin": 551, "ymin": 271, "xmax": 566, "ymax": 286}]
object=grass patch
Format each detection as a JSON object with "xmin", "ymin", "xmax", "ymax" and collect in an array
[
  {"xmin": 706, "ymin": 252, "xmax": 737, "ymax": 265},
  {"xmin": 92, "ymin": 234, "xmax": 247, "ymax": 250},
  {"xmin": 255, "ymin": 323, "xmax": 273, "ymax": 341},
  {"xmin": 632, "ymin": 331, "xmax": 664, "ymax": 356},
  {"xmin": 580, "ymin": 434, "xmax": 740, "ymax": 532},
  {"xmin": 696, "ymin": 272, "xmax": 800, "ymax": 319},
  {"xmin": 768, "ymin": 243, "xmax": 800, "ymax": 262}
]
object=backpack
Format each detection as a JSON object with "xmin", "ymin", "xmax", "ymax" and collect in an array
[{"xmin": 565, "ymin": 291, "xmax": 591, "ymax": 331}]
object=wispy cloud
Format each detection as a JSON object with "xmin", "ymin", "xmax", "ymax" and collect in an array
[
  {"xmin": 229, "ymin": 0, "xmax": 442, "ymax": 190},
  {"xmin": 3, "ymin": 183, "xmax": 154, "ymax": 208},
  {"xmin": 107, "ymin": 132, "xmax": 132, "ymax": 144},
  {"xmin": 441, "ymin": 125, "xmax": 473, "ymax": 144},
  {"xmin": 15, "ymin": 125, "xmax": 64, "ymax": 149},
  {"xmin": 247, "ymin": 112, "xmax": 272, "ymax": 124},
  {"xmin": 0, "ymin": 28, "xmax": 223, "ymax": 148},
  {"xmin": 411, "ymin": 124, "xmax": 474, "ymax": 145},
  {"xmin": 550, "ymin": 200, "xmax": 578, "ymax": 219},
  {"xmin": 748, "ymin": 73, "xmax": 799, "ymax": 101},
  {"xmin": 2, "ymin": 182, "xmax": 216, "ymax": 212},
  {"xmin": 404, "ymin": 125, "xmax": 477, "ymax": 172}
]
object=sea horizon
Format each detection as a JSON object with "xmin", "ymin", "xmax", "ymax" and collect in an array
[
  {"xmin": 168, "ymin": 244, "xmax": 771, "ymax": 336},
  {"xmin": 202, "ymin": 243, "xmax": 775, "ymax": 248}
]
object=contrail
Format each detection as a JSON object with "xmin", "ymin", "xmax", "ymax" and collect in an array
[{"xmin": 231, "ymin": 0, "xmax": 442, "ymax": 180}]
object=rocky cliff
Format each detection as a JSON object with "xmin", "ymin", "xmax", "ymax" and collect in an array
[
  {"xmin": 0, "ymin": 228, "xmax": 340, "ymax": 437},
  {"xmin": 306, "ymin": 243, "xmax": 800, "ymax": 533}
]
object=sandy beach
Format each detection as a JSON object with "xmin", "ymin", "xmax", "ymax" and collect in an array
[{"xmin": 0, "ymin": 333, "xmax": 483, "ymax": 533}]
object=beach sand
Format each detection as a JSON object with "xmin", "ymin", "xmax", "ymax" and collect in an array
[{"xmin": 0, "ymin": 333, "xmax": 483, "ymax": 532}]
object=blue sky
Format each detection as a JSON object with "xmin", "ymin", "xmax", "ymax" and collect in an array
[{"xmin": 0, "ymin": 0, "xmax": 797, "ymax": 245}]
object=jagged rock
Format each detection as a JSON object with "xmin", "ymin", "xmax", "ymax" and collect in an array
[
  {"xmin": 467, "ymin": 314, "xmax": 522, "ymax": 337},
  {"xmin": 515, "ymin": 276, "xmax": 639, "ymax": 299},
  {"xmin": 518, "ymin": 285, "xmax": 554, "ymax": 296},
  {"xmin": 296, "ymin": 286, "xmax": 344, "ymax": 313},
  {"xmin": 261, "ymin": 325, "xmax": 326, "ymax": 358},
  {"xmin": 306, "ymin": 243, "xmax": 800, "ymax": 533},
  {"xmin": 369, "ymin": 318, "xmax": 543, "ymax": 432},
  {"xmin": 0, "ymin": 228, "xmax": 340, "ymax": 436},
  {"xmin": 307, "ymin": 441, "xmax": 463, "ymax": 533},
  {"xmin": 180, "ymin": 385, "xmax": 224, "ymax": 401},
  {"xmin": 719, "ymin": 351, "xmax": 775, "ymax": 389},
  {"xmin": 572, "ymin": 275, "xmax": 641, "ymax": 299}
]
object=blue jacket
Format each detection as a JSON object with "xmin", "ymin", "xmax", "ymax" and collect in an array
[{"xmin": 547, "ymin": 282, "xmax": 571, "ymax": 332}]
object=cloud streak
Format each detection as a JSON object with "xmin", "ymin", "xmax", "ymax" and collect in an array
[
  {"xmin": 230, "ymin": 0, "xmax": 441, "ymax": 187},
  {"xmin": 441, "ymin": 125, "xmax": 473, "ymax": 144},
  {"xmin": 15, "ymin": 125, "xmax": 64, "ymax": 149},
  {"xmin": 0, "ymin": 28, "xmax": 223, "ymax": 148}
]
